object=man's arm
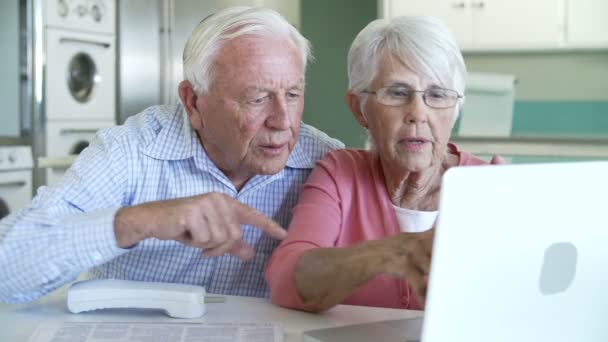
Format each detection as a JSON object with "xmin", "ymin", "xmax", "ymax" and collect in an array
[
  {"xmin": 0, "ymin": 129, "xmax": 288, "ymax": 304},
  {"xmin": 0, "ymin": 131, "xmax": 130, "ymax": 303},
  {"xmin": 113, "ymin": 192, "xmax": 287, "ymax": 259}
]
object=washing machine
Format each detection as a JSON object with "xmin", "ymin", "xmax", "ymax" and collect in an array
[
  {"xmin": 44, "ymin": 0, "xmax": 116, "ymax": 122},
  {"xmin": 0, "ymin": 146, "xmax": 33, "ymax": 220},
  {"xmin": 45, "ymin": 28, "xmax": 115, "ymax": 121},
  {"xmin": 41, "ymin": 0, "xmax": 116, "ymax": 187},
  {"xmin": 44, "ymin": 120, "xmax": 115, "ymax": 188}
]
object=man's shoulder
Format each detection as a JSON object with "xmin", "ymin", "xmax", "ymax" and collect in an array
[
  {"xmin": 287, "ymin": 124, "xmax": 345, "ymax": 169},
  {"xmin": 97, "ymin": 104, "xmax": 185, "ymax": 152}
]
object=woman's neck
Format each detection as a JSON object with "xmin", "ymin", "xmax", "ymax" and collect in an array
[{"xmin": 380, "ymin": 153, "xmax": 459, "ymax": 211}]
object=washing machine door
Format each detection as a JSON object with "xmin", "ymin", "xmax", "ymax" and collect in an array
[
  {"xmin": 68, "ymin": 52, "xmax": 97, "ymax": 103},
  {"xmin": 45, "ymin": 29, "xmax": 116, "ymax": 121}
]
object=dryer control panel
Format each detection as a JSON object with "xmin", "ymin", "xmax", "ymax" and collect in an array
[
  {"xmin": 0, "ymin": 146, "xmax": 33, "ymax": 171},
  {"xmin": 44, "ymin": 0, "xmax": 116, "ymax": 35}
]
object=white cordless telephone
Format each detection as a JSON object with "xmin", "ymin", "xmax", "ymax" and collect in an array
[{"xmin": 67, "ymin": 279, "xmax": 222, "ymax": 318}]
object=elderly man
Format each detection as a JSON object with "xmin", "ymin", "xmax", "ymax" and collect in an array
[{"xmin": 0, "ymin": 6, "xmax": 342, "ymax": 303}]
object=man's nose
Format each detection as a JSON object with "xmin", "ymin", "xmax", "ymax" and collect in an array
[{"xmin": 266, "ymin": 99, "xmax": 291, "ymax": 130}]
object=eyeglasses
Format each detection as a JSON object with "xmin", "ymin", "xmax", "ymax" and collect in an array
[{"xmin": 362, "ymin": 86, "xmax": 463, "ymax": 109}]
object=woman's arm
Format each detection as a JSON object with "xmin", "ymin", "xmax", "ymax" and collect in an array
[
  {"xmin": 295, "ymin": 231, "xmax": 433, "ymax": 312},
  {"xmin": 266, "ymin": 152, "xmax": 434, "ymax": 312}
]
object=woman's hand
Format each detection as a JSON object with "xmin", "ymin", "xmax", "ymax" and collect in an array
[
  {"xmin": 293, "ymin": 229, "xmax": 435, "ymax": 312},
  {"xmin": 394, "ymin": 154, "xmax": 507, "ymax": 210},
  {"xmin": 378, "ymin": 230, "xmax": 435, "ymax": 302}
]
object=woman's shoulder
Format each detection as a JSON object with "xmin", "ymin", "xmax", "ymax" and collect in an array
[
  {"xmin": 319, "ymin": 148, "xmax": 376, "ymax": 171},
  {"xmin": 313, "ymin": 149, "xmax": 380, "ymax": 189},
  {"xmin": 312, "ymin": 149, "xmax": 385, "ymax": 211}
]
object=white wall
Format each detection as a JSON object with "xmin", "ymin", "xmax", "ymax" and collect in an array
[{"xmin": 0, "ymin": 1, "xmax": 21, "ymax": 137}]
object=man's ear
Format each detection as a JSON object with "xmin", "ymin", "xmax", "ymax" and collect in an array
[
  {"xmin": 178, "ymin": 80, "xmax": 204, "ymax": 130},
  {"xmin": 345, "ymin": 92, "xmax": 368, "ymax": 129}
]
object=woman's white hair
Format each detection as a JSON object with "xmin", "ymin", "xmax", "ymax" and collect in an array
[
  {"xmin": 347, "ymin": 16, "xmax": 467, "ymax": 112},
  {"xmin": 183, "ymin": 6, "xmax": 312, "ymax": 94}
]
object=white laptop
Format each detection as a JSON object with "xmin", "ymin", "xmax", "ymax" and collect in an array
[{"xmin": 304, "ymin": 161, "xmax": 608, "ymax": 342}]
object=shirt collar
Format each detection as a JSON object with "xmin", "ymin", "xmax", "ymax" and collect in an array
[
  {"xmin": 285, "ymin": 139, "xmax": 315, "ymax": 169},
  {"xmin": 142, "ymin": 104, "xmax": 195, "ymax": 161}
]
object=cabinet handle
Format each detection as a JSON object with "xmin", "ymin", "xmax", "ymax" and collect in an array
[
  {"xmin": 59, "ymin": 128, "xmax": 99, "ymax": 135},
  {"xmin": 0, "ymin": 180, "xmax": 26, "ymax": 188},
  {"xmin": 471, "ymin": 1, "xmax": 485, "ymax": 9},
  {"xmin": 451, "ymin": 2, "xmax": 466, "ymax": 8},
  {"xmin": 59, "ymin": 38, "xmax": 111, "ymax": 49}
]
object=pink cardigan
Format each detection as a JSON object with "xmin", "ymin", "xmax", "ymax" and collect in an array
[{"xmin": 265, "ymin": 144, "xmax": 489, "ymax": 310}]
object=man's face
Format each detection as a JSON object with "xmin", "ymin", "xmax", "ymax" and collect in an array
[{"xmin": 184, "ymin": 35, "xmax": 305, "ymax": 187}]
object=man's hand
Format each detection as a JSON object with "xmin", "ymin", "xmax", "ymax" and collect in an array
[
  {"xmin": 379, "ymin": 230, "xmax": 435, "ymax": 302},
  {"xmin": 114, "ymin": 192, "xmax": 287, "ymax": 260}
]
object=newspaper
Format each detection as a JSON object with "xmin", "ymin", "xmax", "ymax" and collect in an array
[{"xmin": 28, "ymin": 321, "xmax": 283, "ymax": 342}]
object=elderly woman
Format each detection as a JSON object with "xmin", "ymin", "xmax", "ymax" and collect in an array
[{"xmin": 265, "ymin": 16, "xmax": 503, "ymax": 313}]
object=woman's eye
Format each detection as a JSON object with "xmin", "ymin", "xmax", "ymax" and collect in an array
[
  {"xmin": 387, "ymin": 88, "xmax": 409, "ymax": 97},
  {"xmin": 428, "ymin": 90, "xmax": 448, "ymax": 99}
]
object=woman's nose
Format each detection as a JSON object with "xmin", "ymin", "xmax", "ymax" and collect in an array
[{"xmin": 405, "ymin": 93, "xmax": 428, "ymax": 124}]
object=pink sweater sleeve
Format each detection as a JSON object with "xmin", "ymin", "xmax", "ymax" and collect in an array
[{"xmin": 265, "ymin": 154, "xmax": 343, "ymax": 310}]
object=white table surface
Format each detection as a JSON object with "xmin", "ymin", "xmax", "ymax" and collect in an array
[{"xmin": 0, "ymin": 285, "xmax": 423, "ymax": 342}]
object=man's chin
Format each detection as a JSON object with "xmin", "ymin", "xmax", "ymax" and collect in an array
[{"xmin": 254, "ymin": 156, "xmax": 290, "ymax": 175}]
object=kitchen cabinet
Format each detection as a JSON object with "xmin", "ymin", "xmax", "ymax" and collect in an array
[
  {"xmin": 566, "ymin": 0, "xmax": 608, "ymax": 47},
  {"xmin": 469, "ymin": 0, "xmax": 563, "ymax": 49},
  {"xmin": 381, "ymin": 0, "xmax": 586, "ymax": 51},
  {"xmin": 381, "ymin": 0, "xmax": 474, "ymax": 47},
  {"xmin": 381, "ymin": 0, "xmax": 563, "ymax": 50}
]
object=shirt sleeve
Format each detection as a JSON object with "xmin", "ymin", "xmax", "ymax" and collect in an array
[
  {"xmin": 0, "ymin": 130, "xmax": 131, "ymax": 303},
  {"xmin": 265, "ymin": 153, "xmax": 344, "ymax": 310}
]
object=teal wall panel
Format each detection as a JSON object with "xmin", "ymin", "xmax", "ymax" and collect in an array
[
  {"xmin": 301, "ymin": 0, "xmax": 377, "ymax": 148},
  {"xmin": 512, "ymin": 101, "xmax": 608, "ymax": 138}
]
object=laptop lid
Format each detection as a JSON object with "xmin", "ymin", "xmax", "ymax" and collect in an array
[{"xmin": 422, "ymin": 161, "xmax": 608, "ymax": 342}]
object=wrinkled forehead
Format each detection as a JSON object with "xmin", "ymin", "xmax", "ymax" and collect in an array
[
  {"xmin": 211, "ymin": 35, "xmax": 305, "ymax": 88},
  {"xmin": 370, "ymin": 51, "xmax": 442, "ymax": 89}
]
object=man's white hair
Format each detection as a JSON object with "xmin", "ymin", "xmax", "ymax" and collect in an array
[
  {"xmin": 347, "ymin": 16, "xmax": 467, "ymax": 116},
  {"xmin": 182, "ymin": 6, "xmax": 312, "ymax": 94}
]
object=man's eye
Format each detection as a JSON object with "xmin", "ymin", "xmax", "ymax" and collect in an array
[
  {"xmin": 249, "ymin": 96, "xmax": 269, "ymax": 105},
  {"xmin": 286, "ymin": 92, "xmax": 301, "ymax": 101}
]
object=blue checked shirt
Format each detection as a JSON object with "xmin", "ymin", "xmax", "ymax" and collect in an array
[{"xmin": 0, "ymin": 104, "xmax": 343, "ymax": 303}]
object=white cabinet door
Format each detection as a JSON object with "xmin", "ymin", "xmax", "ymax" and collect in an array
[
  {"xmin": 566, "ymin": 0, "xmax": 608, "ymax": 47},
  {"xmin": 471, "ymin": 0, "xmax": 564, "ymax": 49},
  {"xmin": 385, "ymin": 0, "xmax": 474, "ymax": 48}
]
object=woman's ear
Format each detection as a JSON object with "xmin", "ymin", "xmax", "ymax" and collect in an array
[
  {"xmin": 178, "ymin": 80, "xmax": 204, "ymax": 130},
  {"xmin": 345, "ymin": 92, "xmax": 368, "ymax": 129}
]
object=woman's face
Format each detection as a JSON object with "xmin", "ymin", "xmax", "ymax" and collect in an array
[{"xmin": 359, "ymin": 53, "xmax": 459, "ymax": 173}]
